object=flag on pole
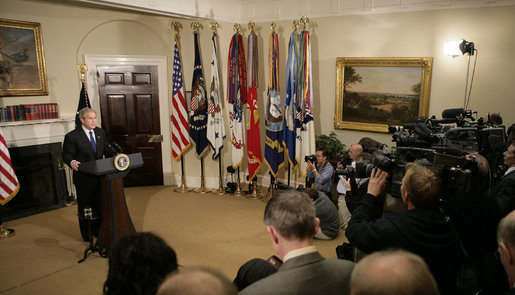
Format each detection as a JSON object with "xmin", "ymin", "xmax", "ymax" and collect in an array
[
  {"xmin": 264, "ymin": 31, "xmax": 284, "ymax": 177},
  {"xmin": 0, "ymin": 128, "xmax": 19, "ymax": 206},
  {"xmin": 75, "ymin": 81, "xmax": 91, "ymax": 128},
  {"xmin": 282, "ymin": 31, "xmax": 299, "ymax": 171},
  {"xmin": 246, "ymin": 31, "xmax": 262, "ymax": 181},
  {"xmin": 171, "ymin": 34, "xmax": 191, "ymax": 160},
  {"xmin": 189, "ymin": 31, "xmax": 209, "ymax": 156},
  {"xmin": 295, "ymin": 30, "xmax": 316, "ymax": 177},
  {"xmin": 206, "ymin": 31, "xmax": 225, "ymax": 160},
  {"xmin": 227, "ymin": 33, "xmax": 247, "ymax": 169}
]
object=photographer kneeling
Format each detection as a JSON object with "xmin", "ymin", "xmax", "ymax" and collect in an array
[
  {"xmin": 346, "ymin": 163, "xmax": 462, "ymax": 295},
  {"xmin": 306, "ymin": 149, "xmax": 334, "ymax": 198}
]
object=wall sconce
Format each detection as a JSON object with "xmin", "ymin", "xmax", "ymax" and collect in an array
[
  {"xmin": 443, "ymin": 39, "xmax": 478, "ymax": 108},
  {"xmin": 443, "ymin": 39, "xmax": 475, "ymax": 57}
]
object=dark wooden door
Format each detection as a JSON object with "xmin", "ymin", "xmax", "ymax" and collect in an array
[{"xmin": 97, "ymin": 65, "xmax": 163, "ymax": 186}]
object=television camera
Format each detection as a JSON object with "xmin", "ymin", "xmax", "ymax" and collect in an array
[{"xmin": 337, "ymin": 108, "xmax": 505, "ymax": 200}]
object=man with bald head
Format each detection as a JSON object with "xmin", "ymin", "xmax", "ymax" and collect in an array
[
  {"xmin": 157, "ymin": 267, "xmax": 237, "ymax": 295},
  {"xmin": 497, "ymin": 210, "xmax": 515, "ymax": 294},
  {"xmin": 350, "ymin": 249, "xmax": 439, "ymax": 295}
]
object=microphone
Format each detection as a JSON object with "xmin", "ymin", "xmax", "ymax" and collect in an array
[
  {"xmin": 107, "ymin": 143, "xmax": 118, "ymax": 155},
  {"xmin": 442, "ymin": 108, "xmax": 471, "ymax": 119},
  {"xmin": 112, "ymin": 142, "xmax": 123, "ymax": 153}
]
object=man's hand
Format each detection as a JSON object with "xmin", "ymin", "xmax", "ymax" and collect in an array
[
  {"xmin": 307, "ymin": 160, "xmax": 316, "ymax": 171},
  {"xmin": 367, "ymin": 168, "xmax": 388, "ymax": 197},
  {"xmin": 70, "ymin": 160, "xmax": 81, "ymax": 171}
]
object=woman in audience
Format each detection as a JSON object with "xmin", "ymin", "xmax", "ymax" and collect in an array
[{"xmin": 103, "ymin": 232, "xmax": 178, "ymax": 295}]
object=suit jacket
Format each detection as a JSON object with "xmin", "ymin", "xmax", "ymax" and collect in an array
[
  {"xmin": 62, "ymin": 126, "xmax": 111, "ymax": 188},
  {"xmin": 239, "ymin": 251, "xmax": 354, "ymax": 295},
  {"xmin": 491, "ymin": 169, "xmax": 515, "ymax": 217}
]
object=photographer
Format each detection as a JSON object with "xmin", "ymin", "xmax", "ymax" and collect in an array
[
  {"xmin": 346, "ymin": 163, "xmax": 462, "ymax": 295},
  {"xmin": 306, "ymin": 149, "xmax": 334, "ymax": 198}
]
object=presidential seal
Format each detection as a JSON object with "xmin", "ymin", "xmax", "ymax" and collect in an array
[{"xmin": 114, "ymin": 153, "xmax": 130, "ymax": 171}]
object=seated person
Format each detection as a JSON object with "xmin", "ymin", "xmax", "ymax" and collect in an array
[
  {"xmin": 346, "ymin": 164, "xmax": 462, "ymax": 295},
  {"xmin": 305, "ymin": 187, "xmax": 340, "ymax": 239},
  {"xmin": 233, "ymin": 255, "xmax": 282, "ymax": 291},
  {"xmin": 306, "ymin": 149, "xmax": 334, "ymax": 198},
  {"xmin": 157, "ymin": 266, "xmax": 237, "ymax": 295},
  {"xmin": 103, "ymin": 232, "xmax": 178, "ymax": 295},
  {"xmin": 497, "ymin": 210, "xmax": 515, "ymax": 295},
  {"xmin": 350, "ymin": 249, "xmax": 439, "ymax": 295}
]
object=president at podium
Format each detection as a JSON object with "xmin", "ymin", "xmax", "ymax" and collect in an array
[{"xmin": 63, "ymin": 107, "xmax": 116, "ymax": 242}]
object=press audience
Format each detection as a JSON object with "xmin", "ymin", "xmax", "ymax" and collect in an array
[
  {"xmin": 497, "ymin": 210, "xmax": 515, "ymax": 295},
  {"xmin": 233, "ymin": 255, "xmax": 282, "ymax": 291},
  {"xmin": 306, "ymin": 149, "xmax": 334, "ymax": 197},
  {"xmin": 350, "ymin": 249, "xmax": 439, "ymax": 295},
  {"xmin": 346, "ymin": 163, "xmax": 462, "ymax": 295},
  {"xmin": 103, "ymin": 232, "xmax": 178, "ymax": 295},
  {"xmin": 157, "ymin": 267, "xmax": 237, "ymax": 295},
  {"xmin": 240, "ymin": 190, "xmax": 354, "ymax": 295},
  {"xmin": 305, "ymin": 187, "xmax": 340, "ymax": 239}
]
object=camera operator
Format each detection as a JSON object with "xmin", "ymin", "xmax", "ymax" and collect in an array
[
  {"xmin": 346, "ymin": 163, "xmax": 462, "ymax": 295},
  {"xmin": 493, "ymin": 141, "xmax": 515, "ymax": 217},
  {"xmin": 306, "ymin": 149, "xmax": 334, "ymax": 198}
]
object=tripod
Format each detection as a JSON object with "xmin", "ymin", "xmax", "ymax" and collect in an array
[{"xmin": 78, "ymin": 208, "xmax": 106, "ymax": 263}]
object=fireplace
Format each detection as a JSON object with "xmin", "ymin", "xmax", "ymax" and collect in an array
[
  {"xmin": 2, "ymin": 143, "xmax": 67, "ymax": 220},
  {"xmin": 0, "ymin": 118, "xmax": 75, "ymax": 221}
]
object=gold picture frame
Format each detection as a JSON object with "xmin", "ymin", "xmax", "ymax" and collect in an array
[
  {"xmin": 0, "ymin": 18, "xmax": 48, "ymax": 96},
  {"xmin": 334, "ymin": 57, "xmax": 432, "ymax": 133}
]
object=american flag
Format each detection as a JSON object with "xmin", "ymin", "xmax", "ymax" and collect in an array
[
  {"xmin": 171, "ymin": 35, "xmax": 191, "ymax": 160},
  {"xmin": 0, "ymin": 128, "xmax": 19, "ymax": 206}
]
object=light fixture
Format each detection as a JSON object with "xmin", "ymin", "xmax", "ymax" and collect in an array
[
  {"xmin": 443, "ymin": 39, "xmax": 475, "ymax": 57},
  {"xmin": 443, "ymin": 39, "xmax": 478, "ymax": 108}
]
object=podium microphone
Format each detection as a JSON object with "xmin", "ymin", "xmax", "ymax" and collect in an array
[{"xmin": 112, "ymin": 142, "xmax": 123, "ymax": 153}]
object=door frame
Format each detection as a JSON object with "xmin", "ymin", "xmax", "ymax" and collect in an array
[{"xmin": 85, "ymin": 54, "xmax": 172, "ymax": 185}]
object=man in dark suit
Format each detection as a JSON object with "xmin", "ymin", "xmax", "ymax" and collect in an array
[
  {"xmin": 493, "ymin": 141, "xmax": 515, "ymax": 217},
  {"xmin": 240, "ymin": 190, "xmax": 354, "ymax": 295},
  {"xmin": 63, "ymin": 107, "xmax": 113, "ymax": 241},
  {"xmin": 497, "ymin": 210, "xmax": 515, "ymax": 295}
]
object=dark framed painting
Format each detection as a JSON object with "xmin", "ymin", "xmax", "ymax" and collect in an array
[
  {"xmin": 0, "ymin": 18, "xmax": 48, "ymax": 96},
  {"xmin": 334, "ymin": 57, "xmax": 432, "ymax": 132}
]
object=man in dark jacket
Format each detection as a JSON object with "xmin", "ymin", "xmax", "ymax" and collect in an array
[{"xmin": 346, "ymin": 163, "xmax": 462, "ymax": 295}]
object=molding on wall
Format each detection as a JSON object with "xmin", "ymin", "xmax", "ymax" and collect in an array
[{"xmin": 77, "ymin": 0, "xmax": 515, "ymax": 22}]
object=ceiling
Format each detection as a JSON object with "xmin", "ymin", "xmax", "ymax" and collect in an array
[{"xmin": 76, "ymin": 0, "xmax": 515, "ymax": 22}]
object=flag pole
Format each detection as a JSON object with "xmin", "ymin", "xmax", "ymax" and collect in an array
[
  {"xmin": 264, "ymin": 172, "xmax": 275, "ymax": 202},
  {"xmin": 175, "ymin": 155, "xmax": 190, "ymax": 193},
  {"xmin": 194, "ymin": 157, "xmax": 208, "ymax": 194},
  {"xmin": 234, "ymin": 167, "xmax": 242, "ymax": 196},
  {"xmin": 215, "ymin": 157, "xmax": 225, "ymax": 195},
  {"xmin": 0, "ymin": 207, "xmax": 15, "ymax": 240}
]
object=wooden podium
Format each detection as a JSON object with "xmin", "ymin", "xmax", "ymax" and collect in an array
[{"xmin": 78, "ymin": 153, "xmax": 143, "ymax": 258}]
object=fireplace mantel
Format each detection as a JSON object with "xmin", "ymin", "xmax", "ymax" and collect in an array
[{"xmin": 0, "ymin": 118, "xmax": 75, "ymax": 147}]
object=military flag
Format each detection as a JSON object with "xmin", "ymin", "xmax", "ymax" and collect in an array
[
  {"xmin": 0, "ymin": 128, "xmax": 19, "ymax": 206},
  {"xmin": 282, "ymin": 31, "xmax": 299, "ymax": 171},
  {"xmin": 264, "ymin": 31, "xmax": 284, "ymax": 177},
  {"xmin": 246, "ymin": 31, "xmax": 262, "ymax": 181},
  {"xmin": 227, "ymin": 33, "xmax": 247, "ymax": 169},
  {"xmin": 171, "ymin": 34, "xmax": 191, "ymax": 160},
  {"xmin": 295, "ymin": 30, "xmax": 316, "ymax": 176},
  {"xmin": 189, "ymin": 31, "xmax": 209, "ymax": 156},
  {"xmin": 206, "ymin": 31, "xmax": 226, "ymax": 160},
  {"xmin": 75, "ymin": 81, "xmax": 91, "ymax": 128}
]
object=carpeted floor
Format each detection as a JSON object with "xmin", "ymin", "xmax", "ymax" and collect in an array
[{"xmin": 0, "ymin": 186, "xmax": 347, "ymax": 295}]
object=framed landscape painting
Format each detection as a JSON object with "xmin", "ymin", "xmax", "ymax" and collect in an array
[
  {"xmin": 334, "ymin": 57, "xmax": 432, "ymax": 132},
  {"xmin": 0, "ymin": 18, "xmax": 48, "ymax": 96}
]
